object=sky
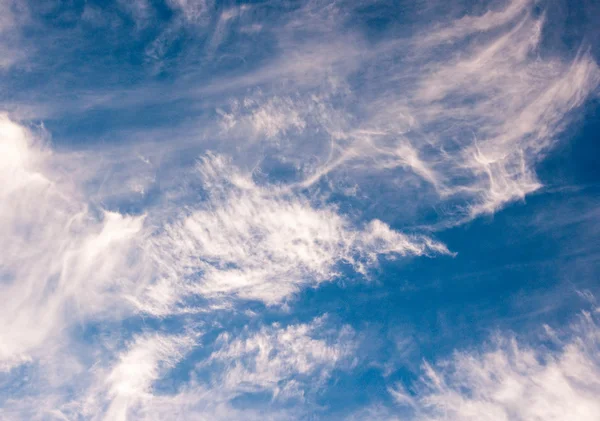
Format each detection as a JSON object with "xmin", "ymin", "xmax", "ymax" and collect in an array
[{"xmin": 1, "ymin": 0, "xmax": 600, "ymax": 419}]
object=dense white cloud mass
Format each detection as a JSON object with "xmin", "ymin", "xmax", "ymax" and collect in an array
[{"xmin": 0, "ymin": 115, "xmax": 147, "ymax": 371}]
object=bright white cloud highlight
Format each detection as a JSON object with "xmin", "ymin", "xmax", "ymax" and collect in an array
[{"xmin": 0, "ymin": 115, "xmax": 146, "ymax": 371}]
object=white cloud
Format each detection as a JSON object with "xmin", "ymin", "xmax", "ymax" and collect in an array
[
  {"xmin": 0, "ymin": 111, "xmax": 445, "ymax": 418},
  {"xmin": 402, "ymin": 3, "xmax": 600, "ymax": 218},
  {"xmin": 0, "ymin": 317, "xmax": 350, "ymax": 420},
  {"xmin": 418, "ymin": 0, "xmax": 533, "ymax": 47},
  {"xmin": 0, "ymin": 332, "xmax": 196, "ymax": 421},
  {"xmin": 208, "ymin": 0, "xmax": 599, "ymax": 223},
  {"xmin": 0, "ymin": 114, "xmax": 446, "ymax": 375},
  {"xmin": 345, "ymin": 405, "xmax": 404, "ymax": 421},
  {"xmin": 2, "ymin": 1, "xmax": 598, "ymax": 419},
  {"xmin": 118, "ymin": 0, "xmax": 153, "ymax": 25},
  {"xmin": 205, "ymin": 6, "xmax": 242, "ymax": 56},
  {"xmin": 0, "ymin": 115, "xmax": 148, "ymax": 371},
  {"xmin": 85, "ymin": 333, "xmax": 196, "ymax": 421},
  {"xmin": 390, "ymin": 311, "xmax": 600, "ymax": 421},
  {"xmin": 208, "ymin": 316, "xmax": 355, "ymax": 399},
  {"xmin": 218, "ymin": 96, "xmax": 307, "ymax": 140},
  {"xmin": 108, "ymin": 317, "xmax": 353, "ymax": 419},
  {"xmin": 147, "ymin": 153, "xmax": 449, "ymax": 306}
]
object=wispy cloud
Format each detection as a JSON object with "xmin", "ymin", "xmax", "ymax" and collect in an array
[
  {"xmin": 269, "ymin": 0, "xmax": 600, "ymax": 222},
  {"xmin": 0, "ymin": 114, "xmax": 446, "ymax": 379},
  {"xmin": 144, "ymin": 153, "xmax": 449, "ymax": 307},
  {"xmin": 182, "ymin": 0, "xmax": 600, "ymax": 225},
  {"xmin": 404, "ymin": 2, "xmax": 600, "ymax": 218},
  {"xmin": 207, "ymin": 316, "xmax": 355, "ymax": 399},
  {"xmin": 0, "ymin": 316, "xmax": 351, "ymax": 420},
  {"xmin": 86, "ymin": 333, "xmax": 196, "ymax": 421},
  {"xmin": 167, "ymin": 0, "xmax": 214, "ymax": 24},
  {"xmin": 0, "ymin": 0, "xmax": 28, "ymax": 69},
  {"xmin": 389, "ymin": 311, "xmax": 600, "ymax": 421},
  {"xmin": 1, "ymin": 0, "xmax": 599, "ymax": 419}
]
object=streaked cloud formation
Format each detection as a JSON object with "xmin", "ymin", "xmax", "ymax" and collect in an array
[
  {"xmin": 0, "ymin": 114, "xmax": 442, "ymax": 368},
  {"xmin": 1, "ymin": 0, "xmax": 599, "ymax": 419},
  {"xmin": 390, "ymin": 311, "xmax": 600, "ymax": 421}
]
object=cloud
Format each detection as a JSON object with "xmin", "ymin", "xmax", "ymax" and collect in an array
[
  {"xmin": 418, "ymin": 0, "xmax": 533, "ymax": 47},
  {"xmin": 205, "ymin": 6, "xmax": 244, "ymax": 57},
  {"xmin": 0, "ymin": 114, "xmax": 446, "ymax": 373},
  {"xmin": 217, "ymin": 95, "xmax": 307, "ymax": 140},
  {"xmin": 0, "ymin": 0, "xmax": 28, "ymax": 69},
  {"xmin": 126, "ymin": 317, "xmax": 354, "ymax": 419},
  {"xmin": 207, "ymin": 316, "xmax": 355, "ymax": 399},
  {"xmin": 1, "ymin": 1, "xmax": 599, "ymax": 419},
  {"xmin": 12, "ymin": 0, "xmax": 594, "ymax": 228},
  {"xmin": 0, "ymin": 115, "xmax": 148, "ymax": 371},
  {"xmin": 402, "ymin": 2, "xmax": 600, "ymax": 218},
  {"xmin": 0, "ymin": 331, "xmax": 197, "ymax": 421},
  {"xmin": 118, "ymin": 0, "xmax": 153, "ymax": 25},
  {"xmin": 85, "ymin": 333, "xmax": 196, "ymax": 421},
  {"xmin": 0, "ymin": 317, "xmax": 351, "ymax": 420},
  {"xmin": 145, "ymin": 0, "xmax": 215, "ymax": 62},
  {"xmin": 167, "ymin": 0, "xmax": 214, "ymax": 24},
  {"xmin": 146, "ymin": 153, "xmax": 450, "ymax": 306},
  {"xmin": 171, "ymin": 0, "xmax": 599, "ymax": 228},
  {"xmin": 305, "ymin": 0, "xmax": 599, "ymax": 223},
  {"xmin": 0, "ymin": 115, "xmax": 446, "ymax": 419},
  {"xmin": 389, "ymin": 311, "xmax": 600, "ymax": 421}
]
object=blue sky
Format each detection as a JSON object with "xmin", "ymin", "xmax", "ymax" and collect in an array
[{"xmin": 1, "ymin": 0, "xmax": 600, "ymax": 419}]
